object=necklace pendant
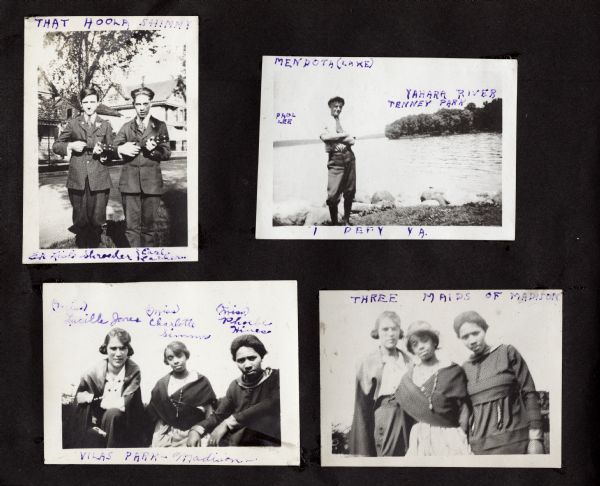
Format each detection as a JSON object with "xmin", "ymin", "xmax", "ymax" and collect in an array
[{"xmin": 429, "ymin": 403, "xmax": 433, "ymax": 411}]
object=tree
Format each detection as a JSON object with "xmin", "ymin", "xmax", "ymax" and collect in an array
[
  {"xmin": 478, "ymin": 98, "xmax": 502, "ymax": 132},
  {"xmin": 41, "ymin": 30, "xmax": 162, "ymax": 108},
  {"xmin": 384, "ymin": 100, "xmax": 502, "ymax": 139}
]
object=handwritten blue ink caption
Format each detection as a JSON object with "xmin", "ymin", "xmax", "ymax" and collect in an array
[
  {"xmin": 310, "ymin": 226, "xmax": 428, "ymax": 238},
  {"xmin": 52, "ymin": 299, "xmax": 211, "ymax": 340},
  {"xmin": 485, "ymin": 291, "xmax": 561, "ymax": 302},
  {"xmin": 52, "ymin": 299, "xmax": 141, "ymax": 327},
  {"xmin": 137, "ymin": 18, "xmax": 192, "ymax": 30},
  {"xmin": 27, "ymin": 247, "xmax": 187, "ymax": 263},
  {"xmin": 147, "ymin": 304, "xmax": 211, "ymax": 339},
  {"xmin": 34, "ymin": 17, "xmax": 130, "ymax": 29},
  {"xmin": 388, "ymin": 88, "xmax": 497, "ymax": 109},
  {"xmin": 274, "ymin": 56, "xmax": 374, "ymax": 70},
  {"xmin": 147, "ymin": 304, "xmax": 195, "ymax": 330},
  {"xmin": 172, "ymin": 451, "xmax": 257, "ymax": 464},
  {"xmin": 33, "ymin": 17, "xmax": 191, "ymax": 31},
  {"xmin": 421, "ymin": 291, "xmax": 562, "ymax": 303},
  {"xmin": 311, "ymin": 226, "xmax": 384, "ymax": 237},
  {"xmin": 406, "ymin": 227, "xmax": 428, "ymax": 239},
  {"xmin": 79, "ymin": 450, "xmax": 256, "ymax": 464},
  {"xmin": 216, "ymin": 303, "xmax": 273, "ymax": 334},
  {"xmin": 423, "ymin": 291, "xmax": 471, "ymax": 303},
  {"xmin": 276, "ymin": 112, "xmax": 296, "ymax": 125},
  {"xmin": 350, "ymin": 293, "xmax": 398, "ymax": 304},
  {"xmin": 79, "ymin": 451, "xmax": 113, "ymax": 462}
]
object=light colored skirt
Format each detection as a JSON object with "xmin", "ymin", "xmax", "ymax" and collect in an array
[
  {"xmin": 406, "ymin": 423, "xmax": 472, "ymax": 456},
  {"xmin": 151, "ymin": 420, "xmax": 208, "ymax": 447}
]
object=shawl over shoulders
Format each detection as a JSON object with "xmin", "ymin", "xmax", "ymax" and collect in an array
[
  {"xmin": 396, "ymin": 363, "xmax": 468, "ymax": 428},
  {"xmin": 349, "ymin": 348, "xmax": 411, "ymax": 456},
  {"xmin": 67, "ymin": 358, "xmax": 146, "ymax": 448},
  {"xmin": 147, "ymin": 372, "xmax": 216, "ymax": 431}
]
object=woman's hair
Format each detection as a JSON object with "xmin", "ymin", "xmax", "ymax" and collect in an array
[
  {"xmin": 406, "ymin": 321, "xmax": 440, "ymax": 354},
  {"xmin": 371, "ymin": 310, "xmax": 403, "ymax": 340},
  {"xmin": 163, "ymin": 341, "xmax": 190, "ymax": 364},
  {"xmin": 99, "ymin": 327, "xmax": 134, "ymax": 356},
  {"xmin": 230, "ymin": 334, "xmax": 267, "ymax": 360},
  {"xmin": 79, "ymin": 87, "xmax": 100, "ymax": 102},
  {"xmin": 453, "ymin": 310, "xmax": 489, "ymax": 336}
]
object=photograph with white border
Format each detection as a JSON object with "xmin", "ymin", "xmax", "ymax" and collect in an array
[
  {"xmin": 320, "ymin": 289, "xmax": 561, "ymax": 467},
  {"xmin": 43, "ymin": 281, "xmax": 299, "ymax": 466},
  {"xmin": 257, "ymin": 56, "xmax": 516, "ymax": 240},
  {"xmin": 23, "ymin": 16, "xmax": 199, "ymax": 263}
]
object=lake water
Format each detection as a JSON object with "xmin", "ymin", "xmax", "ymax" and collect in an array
[{"xmin": 273, "ymin": 132, "xmax": 502, "ymax": 206}]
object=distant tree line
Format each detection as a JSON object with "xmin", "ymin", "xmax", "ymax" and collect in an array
[{"xmin": 385, "ymin": 98, "xmax": 502, "ymax": 139}]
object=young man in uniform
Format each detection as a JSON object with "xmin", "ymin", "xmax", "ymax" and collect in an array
[
  {"xmin": 114, "ymin": 87, "xmax": 171, "ymax": 247},
  {"xmin": 320, "ymin": 96, "xmax": 357, "ymax": 226},
  {"xmin": 52, "ymin": 87, "xmax": 114, "ymax": 248}
]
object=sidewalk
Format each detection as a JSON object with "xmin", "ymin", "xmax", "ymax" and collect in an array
[{"xmin": 38, "ymin": 158, "xmax": 188, "ymax": 248}]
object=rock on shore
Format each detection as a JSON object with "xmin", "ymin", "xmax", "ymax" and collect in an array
[{"xmin": 272, "ymin": 188, "xmax": 501, "ymax": 226}]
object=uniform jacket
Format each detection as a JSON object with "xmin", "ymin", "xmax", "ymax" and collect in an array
[
  {"xmin": 52, "ymin": 114, "xmax": 114, "ymax": 191},
  {"xmin": 113, "ymin": 116, "xmax": 171, "ymax": 195}
]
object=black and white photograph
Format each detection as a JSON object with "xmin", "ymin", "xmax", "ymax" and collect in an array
[
  {"xmin": 257, "ymin": 57, "xmax": 516, "ymax": 240},
  {"xmin": 23, "ymin": 16, "xmax": 199, "ymax": 263},
  {"xmin": 320, "ymin": 289, "xmax": 561, "ymax": 467},
  {"xmin": 43, "ymin": 281, "xmax": 300, "ymax": 465}
]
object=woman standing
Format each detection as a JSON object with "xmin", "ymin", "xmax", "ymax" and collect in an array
[
  {"xmin": 147, "ymin": 341, "xmax": 217, "ymax": 447},
  {"xmin": 454, "ymin": 310, "xmax": 545, "ymax": 455},
  {"xmin": 70, "ymin": 328, "xmax": 145, "ymax": 448},
  {"xmin": 52, "ymin": 87, "xmax": 114, "ymax": 248},
  {"xmin": 349, "ymin": 311, "xmax": 413, "ymax": 456},
  {"xmin": 395, "ymin": 321, "xmax": 472, "ymax": 456}
]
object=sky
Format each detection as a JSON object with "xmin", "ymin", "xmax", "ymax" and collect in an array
[
  {"xmin": 270, "ymin": 57, "xmax": 510, "ymax": 141},
  {"xmin": 118, "ymin": 30, "xmax": 185, "ymax": 86}
]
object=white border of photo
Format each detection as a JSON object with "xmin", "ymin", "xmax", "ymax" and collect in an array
[
  {"xmin": 257, "ymin": 56, "xmax": 517, "ymax": 240},
  {"xmin": 43, "ymin": 281, "xmax": 300, "ymax": 465},
  {"xmin": 320, "ymin": 289, "xmax": 561, "ymax": 467},
  {"xmin": 23, "ymin": 16, "xmax": 199, "ymax": 263}
]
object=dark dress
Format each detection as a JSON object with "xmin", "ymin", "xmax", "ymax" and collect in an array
[
  {"xmin": 199, "ymin": 368, "xmax": 281, "ymax": 446},
  {"xmin": 462, "ymin": 344, "xmax": 543, "ymax": 454}
]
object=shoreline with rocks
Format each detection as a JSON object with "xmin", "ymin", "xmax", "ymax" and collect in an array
[{"xmin": 273, "ymin": 188, "xmax": 502, "ymax": 227}]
